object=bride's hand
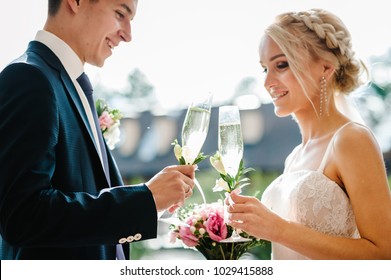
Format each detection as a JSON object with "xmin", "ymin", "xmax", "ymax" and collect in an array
[{"xmin": 227, "ymin": 191, "xmax": 284, "ymax": 241}]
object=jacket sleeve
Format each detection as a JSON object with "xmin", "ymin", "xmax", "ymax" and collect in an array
[{"xmin": 0, "ymin": 62, "xmax": 157, "ymax": 248}]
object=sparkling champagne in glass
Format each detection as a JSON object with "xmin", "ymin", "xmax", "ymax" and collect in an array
[
  {"xmin": 219, "ymin": 123, "xmax": 243, "ymax": 177},
  {"xmin": 159, "ymin": 94, "xmax": 212, "ymax": 226},
  {"xmin": 218, "ymin": 106, "xmax": 251, "ymax": 242},
  {"xmin": 181, "ymin": 94, "xmax": 212, "ymax": 204},
  {"xmin": 181, "ymin": 97, "xmax": 212, "ymax": 165}
]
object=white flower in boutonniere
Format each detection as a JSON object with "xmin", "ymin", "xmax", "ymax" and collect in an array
[{"xmin": 96, "ymin": 99, "xmax": 122, "ymax": 150}]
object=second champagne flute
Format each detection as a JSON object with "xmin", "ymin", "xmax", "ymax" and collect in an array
[{"xmin": 218, "ymin": 105, "xmax": 251, "ymax": 242}]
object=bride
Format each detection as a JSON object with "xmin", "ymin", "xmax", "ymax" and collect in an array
[{"xmin": 227, "ymin": 9, "xmax": 391, "ymax": 259}]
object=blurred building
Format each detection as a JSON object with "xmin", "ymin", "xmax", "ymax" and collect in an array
[{"xmin": 111, "ymin": 103, "xmax": 302, "ymax": 178}]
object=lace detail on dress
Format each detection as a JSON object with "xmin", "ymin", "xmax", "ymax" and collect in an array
[
  {"xmin": 261, "ymin": 170, "xmax": 359, "ymax": 259},
  {"xmin": 294, "ymin": 171, "xmax": 359, "ymax": 237},
  {"xmin": 262, "ymin": 170, "xmax": 359, "ymax": 238}
]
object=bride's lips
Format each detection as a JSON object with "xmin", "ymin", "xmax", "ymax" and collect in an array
[{"xmin": 270, "ymin": 90, "xmax": 288, "ymax": 102}]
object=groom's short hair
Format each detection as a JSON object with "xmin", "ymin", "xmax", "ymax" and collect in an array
[{"xmin": 48, "ymin": 0, "xmax": 100, "ymax": 17}]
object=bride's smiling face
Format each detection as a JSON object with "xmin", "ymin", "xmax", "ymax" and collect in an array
[{"xmin": 259, "ymin": 35, "xmax": 315, "ymax": 118}]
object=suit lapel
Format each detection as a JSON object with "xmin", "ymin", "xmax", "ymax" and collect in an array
[
  {"xmin": 60, "ymin": 71, "xmax": 98, "ymax": 150},
  {"xmin": 27, "ymin": 41, "xmax": 110, "ymax": 186}
]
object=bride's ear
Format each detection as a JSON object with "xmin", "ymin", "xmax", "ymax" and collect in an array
[{"xmin": 322, "ymin": 62, "xmax": 336, "ymax": 80}]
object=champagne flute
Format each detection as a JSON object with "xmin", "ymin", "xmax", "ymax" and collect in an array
[
  {"xmin": 181, "ymin": 94, "xmax": 213, "ymax": 204},
  {"xmin": 159, "ymin": 94, "xmax": 212, "ymax": 226},
  {"xmin": 218, "ymin": 106, "xmax": 251, "ymax": 242}
]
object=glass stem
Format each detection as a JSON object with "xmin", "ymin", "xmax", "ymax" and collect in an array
[{"xmin": 194, "ymin": 177, "xmax": 206, "ymax": 204}]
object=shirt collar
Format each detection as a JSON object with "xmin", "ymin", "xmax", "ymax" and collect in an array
[{"xmin": 35, "ymin": 30, "xmax": 84, "ymax": 80}]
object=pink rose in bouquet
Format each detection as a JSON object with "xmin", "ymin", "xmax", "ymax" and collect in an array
[
  {"xmin": 179, "ymin": 222, "xmax": 199, "ymax": 247},
  {"xmin": 203, "ymin": 207, "xmax": 227, "ymax": 242},
  {"xmin": 169, "ymin": 202, "xmax": 264, "ymax": 260}
]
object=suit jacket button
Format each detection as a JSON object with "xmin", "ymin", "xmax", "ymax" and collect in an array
[
  {"xmin": 119, "ymin": 238, "xmax": 127, "ymax": 244},
  {"xmin": 134, "ymin": 233, "xmax": 142, "ymax": 241}
]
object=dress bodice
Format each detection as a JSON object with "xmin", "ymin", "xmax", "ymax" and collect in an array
[{"xmin": 261, "ymin": 122, "xmax": 360, "ymax": 260}]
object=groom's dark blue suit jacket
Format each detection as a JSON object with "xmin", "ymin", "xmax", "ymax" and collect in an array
[{"xmin": 0, "ymin": 41, "xmax": 157, "ymax": 259}]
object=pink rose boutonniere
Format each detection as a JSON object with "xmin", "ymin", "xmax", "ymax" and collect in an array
[{"xmin": 96, "ymin": 99, "xmax": 122, "ymax": 150}]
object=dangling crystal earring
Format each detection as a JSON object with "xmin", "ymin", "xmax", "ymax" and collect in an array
[{"xmin": 320, "ymin": 76, "xmax": 329, "ymax": 117}]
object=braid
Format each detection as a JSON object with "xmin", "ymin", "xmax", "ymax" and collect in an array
[
  {"xmin": 290, "ymin": 10, "xmax": 352, "ymax": 61},
  {"xmin": 266, "ymin": 9, "xmax": 368, "ymax": 94}
]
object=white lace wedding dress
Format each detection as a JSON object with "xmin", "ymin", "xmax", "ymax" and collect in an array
[{"xmin": 261, "ymin": 122, "xmax": 360, "ymax": 259}]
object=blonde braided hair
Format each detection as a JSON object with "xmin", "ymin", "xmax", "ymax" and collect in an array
[{"xmin": 264, "ymin": 9, "xmax": 368, "ymax": 97}]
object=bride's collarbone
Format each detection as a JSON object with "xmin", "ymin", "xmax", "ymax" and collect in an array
[{"xmin": 292, "ymin": 140, "xmax": 330, "ymax": 170}]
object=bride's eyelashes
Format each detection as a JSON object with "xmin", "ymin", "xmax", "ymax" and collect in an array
[
  {"xmin": 261, "ymin": 60, "xmax": 289, "ymax": 75},
  {"xmin": 276, "ymin": 61, "xmax": 289, "ymax": 70}
]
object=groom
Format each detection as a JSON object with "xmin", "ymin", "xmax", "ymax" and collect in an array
[{"xmin": 0, "ymin": 0, "xmax": 195, "ymax": 259}]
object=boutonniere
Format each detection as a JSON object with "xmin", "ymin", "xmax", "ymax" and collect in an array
[{"xmin": 96, "ymin": 99, "xmax": 122, "ymax": 150}]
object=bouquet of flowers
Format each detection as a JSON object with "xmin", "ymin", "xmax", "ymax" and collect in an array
[
  {"xmin": 169, "ymin": 201, "xmax": 264, "ymax": 260},
  {"xmin": 169, "ymin": 146, "xmax": 264, "ymax": 260},
  {"xmin": 96, "ymin": 99, "xmax": 122, "ymax": 150}
]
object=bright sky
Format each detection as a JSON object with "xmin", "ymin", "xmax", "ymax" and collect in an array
[{"xmin": 1, "ymin": 0, "xmax": 390, "ymax": 109}]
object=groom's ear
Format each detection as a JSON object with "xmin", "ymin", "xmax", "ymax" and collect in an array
[{"xmin": 67, "ymin": 0, "xmax": 81, "ymax": 13}]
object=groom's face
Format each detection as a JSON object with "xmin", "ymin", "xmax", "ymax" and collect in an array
[{"xmin": 74, "ymin": 0, "xmax": 138, "ymax": 67}]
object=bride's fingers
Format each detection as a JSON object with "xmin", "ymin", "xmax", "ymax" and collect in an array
[
  {"xmin": 229, "ymin": 191, "xmax": 254, "ymax": 204},
  {"xmin": 227, "ymin": 203, "xmax": 249, "ymax": 214},
  {"xmin": 228, "ymin": 214, "xmax": 250, "ymax": 230}
]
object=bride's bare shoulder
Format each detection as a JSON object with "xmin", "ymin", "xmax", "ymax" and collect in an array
[{"xmin": 333, "ymin": 122, "xmax": 383, "ymax": 163}]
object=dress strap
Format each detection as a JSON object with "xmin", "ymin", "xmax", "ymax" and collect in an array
[
  {"xmin": 317, "ymin": 122, "xmax": 353, "ymax": 172},
  {"xmin": 284, "ymin": 145, "xmax": 302, "ymax": 173}
]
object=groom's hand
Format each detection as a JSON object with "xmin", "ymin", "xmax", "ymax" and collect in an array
[{"xmin": 146, "ymin": 165, "xmax": 196, "ymax": 212}]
